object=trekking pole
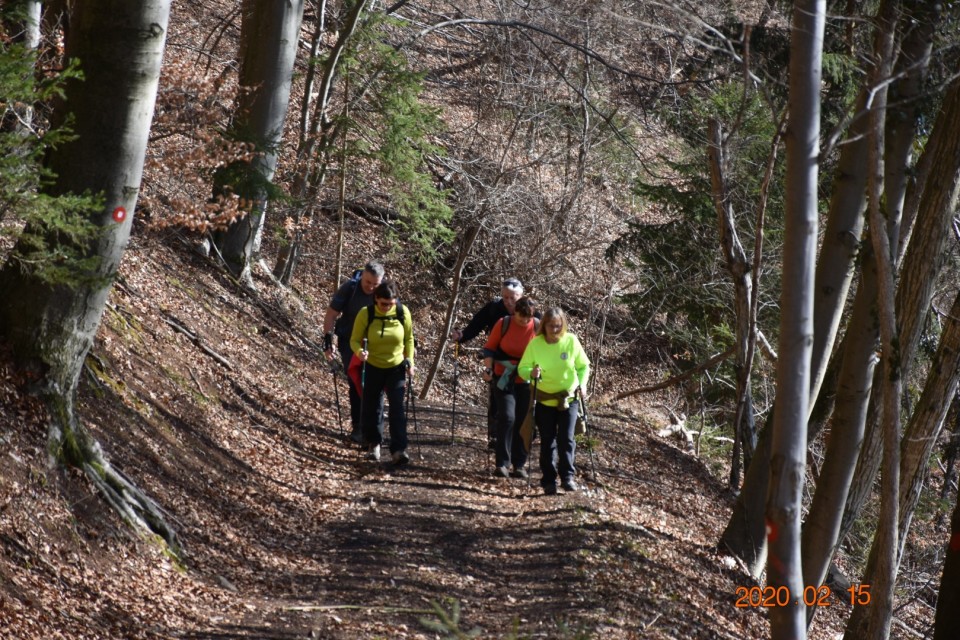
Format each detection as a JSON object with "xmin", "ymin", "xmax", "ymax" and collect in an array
[
  {"xmin": 578, "ymin": 388, "xmax": 598, "ymax": 483},
  {"xmin": 357, "ymin": 338, "xmax": 368, "ymax": 458},
  {"xmin": 406, "ymin": 363, "xmax": 423, "ymax": 460},
  {"xmin": 450, "ymin": 341, "xmax": 459, "ymax": 444},
  {"xmin": 331, "ymin": 360, "xmax": 344, "ymax": 438},
  {"xmin": 529, "ymin": 372, "xmax": 538, "ymax": 488}
]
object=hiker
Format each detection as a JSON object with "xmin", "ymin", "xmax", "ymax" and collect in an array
[
  {"xmin": 518, "ymin": 307, "xmax": 590, "ymax": 495},
  {"xmin": 323, "ymin": 262, "xmax": 385, "ymax": 443},
  {"xmin": 450, "ymin": 277, "xmax": 525, "ymax": 449},
  {"xmin": 351, "ymin": 280, "xmax": 416, "ymax": 465},
  {"xmin": 482, "ymin": 296, "xmax": 538, "ymax": 479}
]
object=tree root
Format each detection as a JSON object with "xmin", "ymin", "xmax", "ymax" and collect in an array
[{"xmin": 46, "ymin": 392, "xmax": 183, "ymax": 562}]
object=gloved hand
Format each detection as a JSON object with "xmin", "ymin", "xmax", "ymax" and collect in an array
[{"xmin": 323, "ymin": 332, "xmax": 334, "ymax": 352}]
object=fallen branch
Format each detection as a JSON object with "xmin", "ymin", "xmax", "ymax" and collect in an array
[
  {"xmin": 613, "ymin": 345, "xmax": 735, "ymax": 401},
  {"xmin": 162, "ymin": 314, "xmax": 233, "ymax": 370},
  {"xmin": 283, "ymin": 604, "xmax": 435, "ymax": 614}
]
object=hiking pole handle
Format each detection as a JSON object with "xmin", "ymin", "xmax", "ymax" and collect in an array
[{"xmin": 360, "ymin": 338, "xmax": 368, "ymax": 387}]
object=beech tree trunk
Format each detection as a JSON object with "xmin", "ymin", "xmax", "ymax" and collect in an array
[
  {"xmin": 935, "ymin": 481, "xmax": 960, "ymax": 639},
  {"xmin": 766, "ymin": 2, "xmax": 824, "ymax": 638},
  {"xmin": 0, "ymin": 0, "xmax": 179, "ymax": 553},
  {"xmin": 213, "ymin": 0, "xmax": 305, "ymax": 285}
]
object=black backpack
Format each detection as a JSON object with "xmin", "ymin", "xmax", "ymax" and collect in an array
[
  {"xmin": 361, "ymin": 302, "xmax": 407, "ymax": 340},
  {"xmin": 333, "ymin": 269, "xmax": 367, "ymax": 337}
]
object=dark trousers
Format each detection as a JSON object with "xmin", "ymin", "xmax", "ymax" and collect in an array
[
  {"xmin": 361, "ymin": 363, "xmax": 408, "ymax": 454},
  {"xmin": 535, "ymin": 400, "xmax": 578, "ymax": 488},
  {"xmin": 339, "ymin": 342, "xmax": 381, "ymax": 433},
  {"xmin": 493, "ymin": 383, "xmax": 530, "ymax": 471}
]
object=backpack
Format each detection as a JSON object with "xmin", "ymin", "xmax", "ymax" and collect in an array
[
  {"xmin": 494, "ymin": 314, "xmax": 539, "ymax": 361},
  {"xmin": 499, "ymin": 314, "xmax": 540, "ymax": 339},
  {"xmin": 333, "ymin": 269, "xmax": 366, "ymax": 336},
  {"xmin": 347, "ymin": 302, "xmax": 409, "ymax": 394},
  {"xmin": 345, "ymin": 268, "xmax": 364, "ymax": 299},
  {"xmin": 361, "ymin": 302, "xmax": 407, "ymax": 340}
]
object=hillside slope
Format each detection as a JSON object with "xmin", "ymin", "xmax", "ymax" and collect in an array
[{"xmin": 0, "ymin": 233, "xmax": 863, "ymax": 639}]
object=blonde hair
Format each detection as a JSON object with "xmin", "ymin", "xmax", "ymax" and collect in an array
[{"xmin": 537, "ymin": 307, "xmax": 567, "ymax": 337}]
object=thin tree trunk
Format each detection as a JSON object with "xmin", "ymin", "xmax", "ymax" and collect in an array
[
  {"xmin": 897, "ymin": 288, "xmax": 960, "ymax": 561},
  {"xmin": 273, "ymin": 0, "xmax": 371, "ymax": 284},
  {"xmin": 844, "ymin": 3, "xmax": 901, "ymax": 635},
  {"xmin": 419, "ymin": 225, "xmax": 480, "ymax": 399},
  {"xmin": 707, "ymin": 119, "xmax": 755, "ymax": 490},
  {"xmin": 273, "ymin": 0, "xmax": 327, "ymax": 285},
  {"xmin": 801, "ymin": 252, "xmax": 879, "ymax": 602}
]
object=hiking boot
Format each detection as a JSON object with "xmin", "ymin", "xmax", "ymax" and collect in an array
[
  {"xmin": 349, "ymin": 427, "xmax": 363, "ymax": 444},
  {"xmin": 561, "ymin": 479, "xmax": 579, "ymax": 492},
  {"xmin": 510, "ymin": 467, "xmax": 528, "ymax": 479},
  {"xmin": 366, "ymin": 444, "xmax": 381, "ymax": 461},
  {"xmin": 542, "ymin": 484, "xmax": 558, "ymax": 496},
  {"xmin": 391, "ymin": 450, "xmax": 410, "ymax": 466},
  {"xmin": 494, "ymin": 466, "xmax": 510, "ymax": 478}
]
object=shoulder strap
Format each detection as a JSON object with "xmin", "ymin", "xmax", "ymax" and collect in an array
[
  {"xmin": 363, "ymin": 302, "xmax": 407, "ymax": 339},
  {"xmin": 501, "ymin": 314, "xmax": 510, "ymax": 336},
  {"xmin": 345, "ymin": 269, "xmax": 363, "ymax": 304}
]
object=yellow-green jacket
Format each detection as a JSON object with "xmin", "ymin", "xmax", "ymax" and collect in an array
[
  {"xmin": 517, "ymin": 333, "xmax": 589, "ymax": 407},
  {"xmin": 350, "ymin": 303, "xmax": 415, "ymax": 369}
]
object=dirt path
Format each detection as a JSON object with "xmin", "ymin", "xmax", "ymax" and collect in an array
[{"xmin": 163, "ymin": 394, "xmax": 842, "ymax": 640}]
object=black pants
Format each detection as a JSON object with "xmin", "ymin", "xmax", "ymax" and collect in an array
[
  {"xmin": 535, "ymin": 400, "xmax": 578, "ymax": 488},
  {"xmin": 493, "ymin": 382, "xmax": 530, "ymax": 471},
  {"xmin": 360, "ymin": 362, "xmax": 409, "ymax": 455}
]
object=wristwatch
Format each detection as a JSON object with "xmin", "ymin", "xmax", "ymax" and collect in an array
[{"xmin": 484, "ymin": 367, "xmax": 492, "ymax": 375}]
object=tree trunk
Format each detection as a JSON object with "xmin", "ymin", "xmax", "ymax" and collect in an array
[
  {"xmin": 844, "ymin": 3, "xmax": 901, "ymax": 636},
  {"xmin": 766, "ymin": 2, "xmax": 824, "ymax": 637},
  {"xmin": 896, "ymin": 287, "xmax": 960, "ymax": 558},
  {"xmin": 419, "ymin": 224, "xmax": 480, "ymax": 399},
  {"xmin": 213, "ymin": 0, "xmax": 305, "ymax": 285},
  {"xmin": 839, "ymin": 74, "xmax": 960, "ymax": 559},
  {"xmin": 801, "ymin": 0, "xmax": 940, "ymax": 619},
  {"xmin": 801, "ymin": 251, "xmax": 879, "ymax": 599},
  {"xmin": 707, "ymin": 119, "xmax": 756, "ymax": 490},
  {"xmin": 272, "ymin": 0, "xmax": 371, "ymax": 284},
  {"xmin": 935, "ymin": 479, "xmax": 960, "ymax": 640},
  {"xmin": 0, "ymin": 0, "xmax": 179, "ymax": 554}
]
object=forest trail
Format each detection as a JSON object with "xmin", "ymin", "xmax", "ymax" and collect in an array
[{"xmin": 1, "ymin": 238, "xmax": 849, "ymax": 639}]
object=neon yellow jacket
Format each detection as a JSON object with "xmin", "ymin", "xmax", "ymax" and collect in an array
[
  {"xmin": 350, "ymin": 303, "xmax": 415, "ymax": 369},
  {"xmin": 517, "ymin": 332, "xmax": 590, "ymax": 407}
]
